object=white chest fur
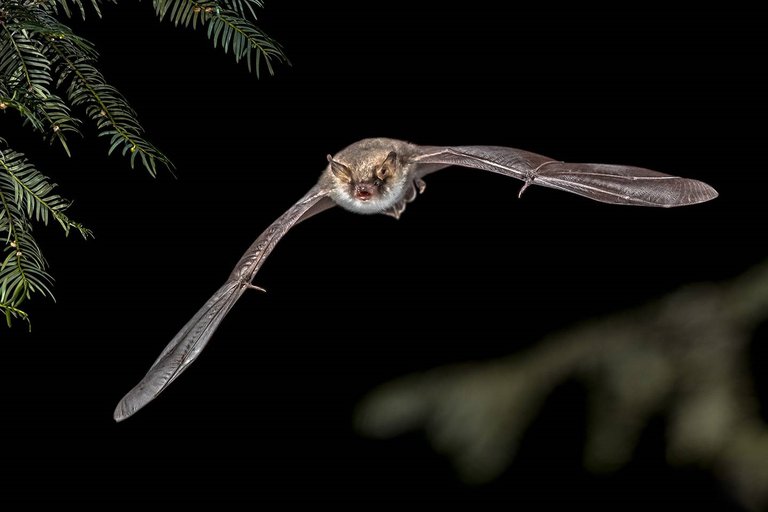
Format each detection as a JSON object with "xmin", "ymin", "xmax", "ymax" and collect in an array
[{"xmin": 329, "ymin": 176, "xmax": 408, "ymax": 215}]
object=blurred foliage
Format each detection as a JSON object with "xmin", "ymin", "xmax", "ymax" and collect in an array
[{"xmin": 357, "ymin": 262, "xmax": 768, "ymax": 511}]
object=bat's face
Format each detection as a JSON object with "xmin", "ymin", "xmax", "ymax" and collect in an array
[{"xmin": 325, "ymin": 140, "xmax": 411, "ymax": 215}]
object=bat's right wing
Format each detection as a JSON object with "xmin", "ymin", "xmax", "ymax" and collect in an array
[
  {"xmin": 114, "ymin": 186, "xmax": 335, "ymax": 422},
  {"xmin": 410, "ymin": 145, "xmax": 718, "ymax": 207}
]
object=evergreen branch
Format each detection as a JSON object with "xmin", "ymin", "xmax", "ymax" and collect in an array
[
  {"xmin": 16, "ymin": 7, "xmax": 100, "ymax": 59},
  {"xmin": 35, "ymin": 94, "xmax": 81, "ymax": 154},
  {"xmin": 0, "ymin": 221, "xmax": 54, "ymax": 305},
  {"xmin": 207, "ymin": 6, "xmax": 286, "ymax": 76},
  {"xmin": 1, "ymin": 3, "xmax": 170, "ymax": 173},
  {"xmin": 0, "ymin": 16, "xmax": 82, "ymax": 153},
  {"xmin": 0, "ymin": 84, "xmax": 82, "ymax": 155},
  {"xmin": 152, "ymin": 0, "xmax": 288, "ymax": 76},
  {"xmin": 0, "ymin": 23, "xmax": 53, "ymax": 98},
  {"xmin": 219, "ymin": 0, "xmax": 263, "ymax": 20},
  {"xmin": 0, "ymin": 138, "xmax": 90, "ymax": 325},
  {"xmin": 157, "ymin": 0, "xmax": 264, "ymax": 22},
  {"xmin": 0, "ymin": 0, "xmax": 285, "ymax": 326},
  {"xmin": 0, "ymin": 301, "xmax": 30, "ymax": 328},
  {"xmin": 49, "ymin": 39, "xmax": 173, "ymax": 175},
  {"xmin": 48, "ymin": 0, "xmax": 115, "ymax": 20},
  {"xmin": 0, "ymin": 143, "xmax": 92, "ymax": 237},
  {"xmin": 0, "ymin": 90, "xmax": 47, "ymax": 132},
  {"xmin": 0, "ymin": 24, "xmax": 52, "ymax": 98},
  {"xmin": 0, "ymin": 170, "xmax": 53, "ymax": 314},
  {"xmin": 356, "ymin": 264, "xmax": 768, "ymax": 510}
]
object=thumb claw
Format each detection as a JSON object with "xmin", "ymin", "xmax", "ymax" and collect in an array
[{"xmin": 246, "ymin": 284, "xmax": 267, "ymax": 292}]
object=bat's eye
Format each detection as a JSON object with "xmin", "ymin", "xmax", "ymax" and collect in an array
[{"xmin": 373, "ymin": 179, "xmax": 383, "ymax": 187}]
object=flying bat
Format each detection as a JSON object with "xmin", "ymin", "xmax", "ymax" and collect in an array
[{"xmin": 114, "ymin": 138, "xmax": 718, "ymax": 421}]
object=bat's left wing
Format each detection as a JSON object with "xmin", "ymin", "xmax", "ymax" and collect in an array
[
  {"xmin": 114, "ymin": 186, "xmax": 334, "ymax": 422},
  {"xmin": 409, "ymin": 145, "xmax": 717, "ymax": 207}
]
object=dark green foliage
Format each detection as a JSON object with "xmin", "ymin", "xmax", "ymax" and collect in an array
[
  {"xmin": 0, "ymin": 138, "xmax": 92, "ymax": 327},
  {"xmin": 154, "ymin": 0, "xmax": 287, "ymax": 76},
  {"xmin": 0, "ymin": 0, "xmax": 286, "ymax": 324}
]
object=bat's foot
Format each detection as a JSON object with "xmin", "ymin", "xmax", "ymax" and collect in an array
[
  {"xmin": 383, "ymin": 203, "xmax": 405, "ymax": 219},
  {"xmin": 382, "ymin": 177, "xmax": 427, "ymax": 219},
  {"xmin": 245, "ymin": 283, "xmax": 267, "ymax": 293}
]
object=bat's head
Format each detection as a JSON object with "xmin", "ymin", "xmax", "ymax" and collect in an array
[{"xmin": 325, "ymin": 140, "xmax": 411, "ymax": 214}]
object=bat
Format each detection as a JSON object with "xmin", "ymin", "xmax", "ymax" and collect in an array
[{"xmin": 114, "ymin": 137, "xmax": 718, "ymax": 421}]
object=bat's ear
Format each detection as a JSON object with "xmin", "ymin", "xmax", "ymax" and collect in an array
[
  {"xmin": 376, "ymin": 151, "xmax": 398, "ymax": 180},
  {"xmin": 327, "ymin": 154, "xmax": 353, "ymax": 183}
]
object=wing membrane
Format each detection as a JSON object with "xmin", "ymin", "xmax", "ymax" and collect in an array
[
  {"xmin": 412, "ymin": 145, "xmax": 717, "ymax": 207},
  {"xmin": 114, "ymin": 187, "xmax": 332, "ymax": 421}
]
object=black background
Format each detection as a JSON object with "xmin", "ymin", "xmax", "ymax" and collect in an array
[{"xmin": 2, "ymin": 2, "xmax": 763, "ymax": 508}]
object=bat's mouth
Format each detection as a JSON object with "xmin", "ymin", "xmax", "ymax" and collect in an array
[{"xmin": 354, "ymin": 185, "xmax": 374, "ymax": 201}]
